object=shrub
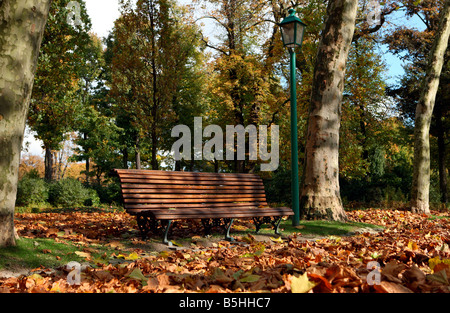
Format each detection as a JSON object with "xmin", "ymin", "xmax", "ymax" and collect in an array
[
  {"xmin": 16, "ymin": 177, "xmax": 49, "ymax": 206},
  {"xmin": 49, "ymin": 178, "xmax": 99, "ymax": 208},
  {"xmin": 88, "ymin": 180, "xmax": 121, "ymax": 204},
  {"xmin": 83, "ymin": 188, "xmax": 101, "ymax": 207},
  {"xmin": 263, "ymin": 165, "xmax": 292, "ymax": 205}
]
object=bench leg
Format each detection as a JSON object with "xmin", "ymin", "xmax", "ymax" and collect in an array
[
  {"xmin": 224, "ymin": 218, "xmax": 235, "ymax": 241},
  {"xmin": 162, "ymin": 220, "xmax": 173, "ymax": 246},
  {"xmin": 253, "ymin": 217, "xmax": 272, "ymax": 234},
  {"xmin": 202, "ymin": 219, "xmax": 213, "ymax": 236},
  {"xmin": 272, "ymin": 217, "xmax": 283, "ymax": 236},
  {"xmin": 136, "ymin": 214, "xmax": 152, "ymax": 240}
]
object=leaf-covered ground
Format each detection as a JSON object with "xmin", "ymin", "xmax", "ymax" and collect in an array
[{"xmin": 0, "ymin": 209, "xmax": 449, "ymax": 293}]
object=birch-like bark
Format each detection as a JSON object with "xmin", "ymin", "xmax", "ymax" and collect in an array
[
  {"xmin": 299, "ymin": 0, "xmax": 358, "ymax": 221},
  {"xmin": 0, "ymin": 0, "xmax": 51, "ymax": 247},
  {"xmin": 411, "ymin": 0, "xmax": 450, "ymax": 214}
]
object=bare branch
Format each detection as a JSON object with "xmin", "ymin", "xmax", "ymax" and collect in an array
[
  {"xmin": 352, "ymin": 4, "xmax": 399, "ymax": 42},
  {"xmin": 199, "ymin": 32, "xmax": 228, "ymax": 55}
]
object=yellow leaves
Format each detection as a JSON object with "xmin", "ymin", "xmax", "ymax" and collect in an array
[
  {"xmin": 270, "ymin": 236, "xmax": 284, "ymax": 243},
  {"xmin": 117, "ymin": 252, "xmax": 141, "ymax": 261},
  {"xmin": 426, "ymin": 257, "xmax": 450, "ymax": 285},
  {"xmin": 290, "ymin": 273, "xmax": 317, "ymax": 293},
  {"xmin": 407, "ymin": 241, "xmax": 418, "ymax": 251},
  {"xmin": 75, "ymin": 251, "xmax": 91, "ymax": 259},
  {"xmin": 429, "ymin": 257, "xmax": 450, "ymax": 274},
  {"xmin": 241, "ymin": 234, "xmax": 256, "ymax": 244},
  {"xmin": 28, "ymin": 273, "xmax": 45, "ymax": 286},
  {"xmin": 50, "ymin": 280, "xmax": 65, "ymax": 293}
]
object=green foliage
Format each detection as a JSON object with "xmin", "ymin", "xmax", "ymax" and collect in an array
[
  {"xmin": 341, "ymin": 143, "xmax": 414, "ymax": 204},
  {"xmin": 87, "ymin": 181, "xmax": 122, "ymax": 205},
  {"xmin": 369, "ymin": 146, "xmax": 386, "ymax": 179},
  {"xmin": 29, "ymin": 0, "xmax": 93, "ymax": 150},
  {"xmin": 263, "ymin": 164, "xmax": 292, "ymax": 205},
  {"xmin": 16, "ymin": 176, "xmax": 49, "ymax": 207},
  {"xmin": 384, "ymin": 0, "xmax": 449, "ymax": 205},
  {"xmin": 72, "ymin": 105, "xmax": 124, "ymax": 180},
  {"xmin": 109, "ymin": 0, "xmax": 205, "ymax": 169},
  {"xmin": 48, "ymin": 178, "xmax": 99, "ymax": 208}
]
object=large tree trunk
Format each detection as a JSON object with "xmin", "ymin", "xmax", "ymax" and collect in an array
[
  {"xmin": 0, "ymin": 0, "xmax": 51, "ymax": 247},
  {"xmin": 411, "ymin": 0, "xmax": 450, "ymax": 214},
  {"xmin": 299, "ymin": 0, "xmax": 358, "ymax": 222},
  {"xmin": 135, "ymin": 135, "xmax": 141, "ymax": 170},
  {"xmin": 44, "ymin": 146, "xmax": 54, "ymax": 181},
  {"xmin": 436, "ymin": 103, "xmax": 448, "ymax": 204}
]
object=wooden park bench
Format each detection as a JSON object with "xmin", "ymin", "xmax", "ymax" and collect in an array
[{"xmin": 115, "ymin": 169, "xmax": 293, "ymax": 245}]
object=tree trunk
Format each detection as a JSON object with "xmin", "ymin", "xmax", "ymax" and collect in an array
[
  {"xmin": 148, "ymin": 0, "xmax": 159, "ymax": 171},
  {"xmin": 122, "ymin": 147, "xmax": 129, "ymax": 169},
  {"xmin": 435, "ymin": 103, "xmax": 448, "ymax": 204},
  {"xmin": 436, "ymin": 114, "xmax": 448, "ymax": 204},
  {"xmin": 151, "ymin": 126, "xmax": 158, "ymax": 170},
  {"xmin": 0, "ymin": 0, "xmax": 51, "ymax": 247},
  {"xmin": 44, "ymin": 146, "xmax": 54, "ymax": 181},
  {"xmin": 135, "ymin": 135, "xmax": 141, "ymax": 170},
  {"xmin": 299, "ymin": 0, "xmax": 358, "ymax": 222},
  {"xmin": 84, "ymin": 132, "xmax": 90, "ymax": 183},
  {"xmin": 411, "ymin": 0, "xmax": 450, "ymax": 214}
]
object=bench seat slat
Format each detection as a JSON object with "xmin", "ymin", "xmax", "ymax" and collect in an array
[
  {"xmin": 128, "ymin": 207, "xmax": 293, "ymax": 219},
  {"xmin": 152, "ymin": 211, "xmax": 293, "ymax": 220}
]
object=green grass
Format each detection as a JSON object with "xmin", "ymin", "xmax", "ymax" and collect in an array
[
  {"xmin": 0, "ymin": 237, "xmax": 115, "ymax": 271},
  {"xmin": 178, "ymin": 218, "xmax": 383, "ymax": 242},
  {"xmin": 427, "ymin": 215, "xmax": 450, "ymax": 220},
  {"xmin": 250, "ymin": 219, "xmax": 383, "ymax": 237},
  {"xmin": 0, "ymin": 238, "xmax": 82, "ymax": 271}
]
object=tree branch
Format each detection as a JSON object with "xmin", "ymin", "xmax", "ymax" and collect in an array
[
  {"xmin": 352, "ymin": 4, "xmax": 399, "ymax": 42},
  {"xmin": 195, "ymin": 15, "xmax": 228, "ymax": 31},
  {"xmin": 199, "ymin": 32, "xmax": 228, "ymax": 55}
]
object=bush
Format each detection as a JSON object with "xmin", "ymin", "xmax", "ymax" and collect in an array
[
  {"xmin": 49, "ymin": 178, "xmax": 99, "ymax": 208},
  {"xmin": 16, "ymin": 177, "xmax": 49, "ymax": 206},
  {"xmin": 88, "ymin": 180, "xmax": 122, "ymax": 204},
  {"xmin": 263, "ymin": 165, "xmax": 292, "ymax": 205},
  {"xmin": 83, "ymin": 188, "xmax": 101, "ymax": 207}
]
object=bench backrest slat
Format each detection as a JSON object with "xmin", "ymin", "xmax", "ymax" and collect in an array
[
  {"xmin": 120, "ymin": 184, "xmax": 265, "ymax": 191},
  {"xmin": 115, "ymin": 169, "xmax": 269, "ymax": 214}
]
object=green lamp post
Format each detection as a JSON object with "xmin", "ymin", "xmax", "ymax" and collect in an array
[{"xmin": 279, "ymin": 8, "xmax": 306, "ymax": 226}]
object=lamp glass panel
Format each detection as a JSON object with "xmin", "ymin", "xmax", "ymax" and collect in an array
[
  {"xmin": 281, "ymin": 23, "xmax": 295, "ymax": 47},
  {"xmin": 295, "ymin": 23, "xmax": 305, "ymax": 46}
]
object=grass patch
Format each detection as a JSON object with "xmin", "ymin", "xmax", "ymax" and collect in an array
[
  {"xmin": 164, "ymin": 218, "xmax": 384, "ymax": 244},
  {"xmin": 0, "ymin": 237, "xmax": 115, "ymax": 271},
  {"xmin": 0, "ymin": 238, "xmax": 82, "ymax": 271},
  {"xmin": 250, "ymin": 219, "xmax": 383, "ymax": 237},
  {"xmin": 427, "ymin": 215, "xmax": 450, "ymax": 220}
]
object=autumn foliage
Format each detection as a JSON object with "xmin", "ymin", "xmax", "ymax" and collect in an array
[{"xmin": 0, "ymin": 209, "xmax": 449, "ymax": 293}]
